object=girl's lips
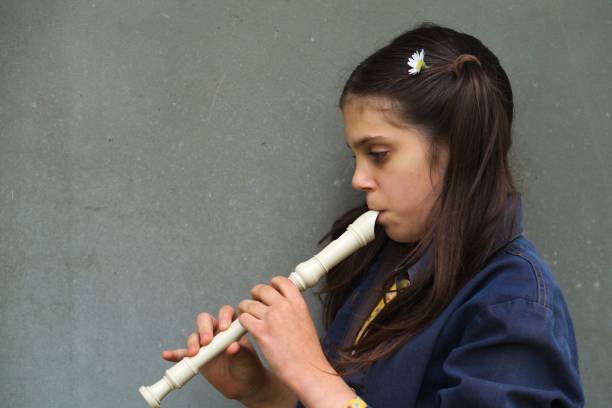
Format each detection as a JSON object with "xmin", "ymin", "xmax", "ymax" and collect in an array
[{"xmin": 376, "ymin": 210, "xmax": 387, "ymax": 223}]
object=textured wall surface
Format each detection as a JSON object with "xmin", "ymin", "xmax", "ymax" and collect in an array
[{"xmin": 1, "ymin": 1, "xmax": 609, "ymax": 407}]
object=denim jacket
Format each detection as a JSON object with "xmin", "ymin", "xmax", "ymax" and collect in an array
[{"xmin": 296, "ymin": 195, "xmax": 584, "ymax": 407}]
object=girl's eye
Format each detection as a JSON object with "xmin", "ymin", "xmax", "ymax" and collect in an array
[
  {"xmin": 350, "ymin": 152, "xmax": 388, "ymax": 163},
  {"xmin": 369, "ymin": 151, "xmax": 388, "ymax": 162}
]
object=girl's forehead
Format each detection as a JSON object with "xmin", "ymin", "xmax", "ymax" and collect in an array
[
  {"xmin": 343, "ymin": 96, "xmax": 420, "ymax": 133},
  {"xmin": 344, "ymin": 105, "xmax": 426, "ymax": 145}
]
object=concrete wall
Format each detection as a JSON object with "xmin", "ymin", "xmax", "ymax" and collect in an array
[{"xmin": 1, "ymin": 1, "xmax": 609, "ymax": 406}]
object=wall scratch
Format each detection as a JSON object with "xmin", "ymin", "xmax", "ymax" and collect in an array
[{"xmin": 206, "ymin": 72, "xmax": 227, "ymax": 123}]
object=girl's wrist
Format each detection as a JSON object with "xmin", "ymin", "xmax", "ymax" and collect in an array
[{"xmin": 290, "ymin": 359, "xmax": 357, "ymax": 408}]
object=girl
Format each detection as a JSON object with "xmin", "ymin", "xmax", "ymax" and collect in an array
[{"xmin": 162, "ymin": 22, "xmax": 584, "ymax": 407}]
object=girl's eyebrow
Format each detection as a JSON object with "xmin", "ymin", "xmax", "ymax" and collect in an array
[{"xmin": 346, "ymin": 135, "xmax": 390, "ymax": 150}]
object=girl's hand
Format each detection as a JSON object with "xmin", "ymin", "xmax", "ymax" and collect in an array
[
  {"xmin": 237, "ymin": 276, "xmax": 330, "ymax": 391},
  {"xmin": 160, "ymin": 305, "xmax": 268, "ymax": 402}
]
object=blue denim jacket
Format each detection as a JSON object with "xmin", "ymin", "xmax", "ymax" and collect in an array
[{"xmin": 297, "ymin": 195, "xmax": 584, "ymax": 407}]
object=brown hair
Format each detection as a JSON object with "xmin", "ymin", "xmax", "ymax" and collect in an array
[{"xmin": 314, "ymin": 21, "xmax": 519, "ymax": 375}]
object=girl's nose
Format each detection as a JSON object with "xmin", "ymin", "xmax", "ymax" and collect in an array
[{"xmin": 351, "ymin": 166, "xmax": 375, "ymax": 192}]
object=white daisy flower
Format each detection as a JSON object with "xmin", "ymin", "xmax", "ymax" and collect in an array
[{"xmin": 407, "ymin": 49, "xmax": 430, "ymax": 75}]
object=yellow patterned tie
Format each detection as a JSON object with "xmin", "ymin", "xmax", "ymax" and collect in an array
[{"xmin": 354, "ymin": 278, "xmax": 410, "ymax": 345}]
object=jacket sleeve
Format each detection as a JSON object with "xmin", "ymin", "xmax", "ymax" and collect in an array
[{"xmin": 437, "ymin": 298, "xmax": 584, "ymax": 407}]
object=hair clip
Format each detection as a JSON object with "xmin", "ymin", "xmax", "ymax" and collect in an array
[{"xmin": 407, "ymin": 49, "xmax": 430, "ymax": 75}]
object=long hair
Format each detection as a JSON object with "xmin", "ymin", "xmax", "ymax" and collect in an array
[{"xmin": 315, "ymin": 21, "xmax": 519, "ymax": 375}]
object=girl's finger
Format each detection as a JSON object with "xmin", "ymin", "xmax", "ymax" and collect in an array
[
  {"xmin": 237, "ymin": 334, "xmax": 253, "ymax": 351},
  {"xmin": 186, "ymin": 332, "xmax": 200, "ymax": 355},
  {"xmin": 196, "ymin": 312, "xmax": 218, "ymax": 345},
  {"xmin": 224, "ymin": 341, "xmax": 241, "ymax": 355},
  {"xmin": 161, "ymin": 348, "xmax": 188, "ymax": 362},
  {"xmin": 218, "ymin": 305, "xmax": 236, "ymax": 331},
  {"xmin": 238, "ymin": 299, "xmax": 267, "ymax": 319},
  {"xmin": 250, "ymin": 283, "xmax": 283, "ymax": 305}
]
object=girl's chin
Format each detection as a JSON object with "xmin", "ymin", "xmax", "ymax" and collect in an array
[
  {"xmin": 383, "ymin": 222, "xmax": 420, "ymax": 244},
  {"xmin": 387, "ymin": 232, "xmax": 419, "ymax": 244}
]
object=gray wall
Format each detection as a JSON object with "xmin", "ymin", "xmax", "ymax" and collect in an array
[{"xmin": 1, "ymin": 1, "xmax": 609, "ymax": 407}]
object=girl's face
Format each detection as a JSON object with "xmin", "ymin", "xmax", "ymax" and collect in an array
[{"xmin": 343, "ymin": 98, "xmax": 448, "ymax": 243}]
